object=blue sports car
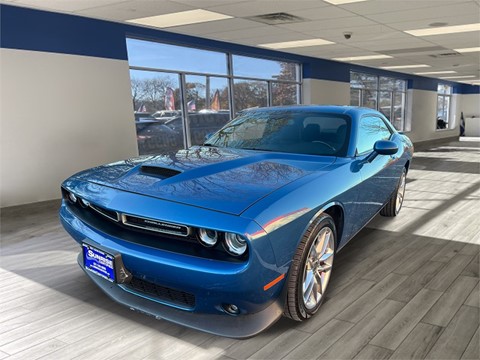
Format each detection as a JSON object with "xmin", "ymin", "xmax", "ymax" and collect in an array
[{"xmin": 60, "ymin": 105, "xmax": 413, "ymax": 338}]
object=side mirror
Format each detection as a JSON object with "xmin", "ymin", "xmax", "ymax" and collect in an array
[
  {"xmin": 374, "ymin": 140, "xmax": 398, "ymax": 155},
  {"xmin": 366, "ymin": 140, "xmax": 398, "ymax": 162}
]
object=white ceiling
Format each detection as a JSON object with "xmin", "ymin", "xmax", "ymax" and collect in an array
[{"xmin": 4, "ymin": 0, "xmax": 480, "ymax": 84}]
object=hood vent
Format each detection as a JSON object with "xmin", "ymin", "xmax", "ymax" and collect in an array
[
  {"xmin": 140, "ymin": 166, "xmax": 182, "ymax": 179},
  {"xmin": 247, "ymin": 12, "xmax": 305, "ymax": 25}
]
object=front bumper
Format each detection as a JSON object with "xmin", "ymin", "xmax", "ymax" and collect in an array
[
  {"xmin": 78, "ymin": 253, "xmax": 284, "ymax": 338},
  {"xmin": 60, "ymin": 192, "xmax": 286, "ymax": 338}
]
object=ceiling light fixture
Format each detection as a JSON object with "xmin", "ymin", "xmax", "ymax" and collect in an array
[
  {"xmin": 127, "ymin": 10, "xmax": 232, "ymax": 28},
  {"xmin": 453, "ymin": 47, "xmax": 480, "ymax": 53},
  {"xmin": 380, "ymin": 64, "xmax": 431, "ymax": 69},
  {"xmin": 259, "ymin": 38, "xmax": 334, "ymax": 49},
  {"xmin": 415, "ymin": 71, "xmax": 457, "ymax": 75},
  {"xmin": 333, "ymin": 54, "xmax": 392, "ymax": 61},
  {"xmin": 405, "ymin": 23, "xmax": 480, "ymax": 37},
  {"xmin": 324, "ymin": 0, "xmax": 369, "ymax": 5},
  {"xmin": 439, "ymin": 75, "xmax": 476, "ymax": 79}
]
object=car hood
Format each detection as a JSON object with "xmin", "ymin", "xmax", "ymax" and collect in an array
[{"xmin": 72, "ymin": 146, "xmax": 335, "ymax": 215}]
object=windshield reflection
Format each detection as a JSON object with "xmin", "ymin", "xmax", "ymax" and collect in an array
[{"xmin": 205, "ymin": 109, "xmax": 350, "ymax": 157}]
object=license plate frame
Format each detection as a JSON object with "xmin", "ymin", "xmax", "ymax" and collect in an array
[{"xmin": 82, "ymin": 243, "xmax": 116, "ymax": 283}]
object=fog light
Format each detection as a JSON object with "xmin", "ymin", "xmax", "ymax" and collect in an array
[
  {"xmin": 198, "ymin": 228, "xmax": 218, "ymax": 247},
  {"xmin": 222, "ymin": 303, "xmax": 240, "ymax": 315},
  {"xmin": 68, "ymin": 192, "xmax": 77, "ymax": 204},
  {"xmin": 224, "ymin": 233, "xmax": 247, "ymax": 256}
]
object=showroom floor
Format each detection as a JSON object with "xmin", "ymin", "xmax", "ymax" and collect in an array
[{"xmin": 1, "ymin": 138, "xmax": 479, "ymax": 360}]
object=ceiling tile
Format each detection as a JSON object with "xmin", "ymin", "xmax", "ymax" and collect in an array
[
  {"xmin": 286, "ymin": 5, "xmax": 358, "ymax": 20},
  {"xmin": 275, "ymin": 16, "xmax": 376, "ymax": 32},
  {"xmin": 11, "ymin": 0, "xmax": 124, "ymax": 12},
  {"xmin": 343, "ymin": 0, "xmax": 463, "ymax": 15},
  {"xmin": 207, "ymin": 25, "xmax": 293, "ymax": 41},
  {"xmin": 165, "ymin": 18, "xmax": 263, "ymax": 35},
  {"xmin": 206, "ymin": 1, "xmax": 328, "ymax": 18},
  {"xmin": 364, "ymin": 2, "xmax": 480, "ymax": 24},
  {"xmin": 76, "ymin": 1, "xmax": 195, "ymax": 21}
]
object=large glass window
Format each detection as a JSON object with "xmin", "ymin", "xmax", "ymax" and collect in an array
[
  {"xmin": 437, "ymin": 84, "xmax": 452, "ymax": 130},
  {"xmin": 232, "ymin": 55, "xmax": 299, "ymax": 81},
  {"xmin": 185, "ymin": 75, "xmax": 230, "ymax": 146},
  {"xmin": 130, "ymin": 70, "xmax": 184, "ymax": 155},
  {"xmin": 233, "ymin": 80, "xmax": 268, "ymax": 113},
  {"xmin": 127, "ymin": 38, "xmax": 228, "ymax": 75},
  {"xmin": 126, "ymin": 38, "xmax": 301, "ymax": 155},
  {"xmin": 350, "ymin": 71, "xmax": 407, "ymax": 132}
]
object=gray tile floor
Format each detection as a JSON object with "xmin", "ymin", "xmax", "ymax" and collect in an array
[{"xmin": 1, "ymin": 138, "xmax": 479, "ymax": 359}]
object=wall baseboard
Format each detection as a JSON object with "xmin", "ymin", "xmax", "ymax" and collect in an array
[{"xmin": 413, "ymin": 136, "xmax": 459, "ymax": 150}]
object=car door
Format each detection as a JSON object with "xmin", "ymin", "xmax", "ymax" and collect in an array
[{"xmin": 353, "ymin": 115, "xmax": 399, "ymax": 228}]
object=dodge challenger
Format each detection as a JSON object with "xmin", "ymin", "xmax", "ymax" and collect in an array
[{"xmin": 60, "ymin": 105, "xmax": 413, "ymax": 338}]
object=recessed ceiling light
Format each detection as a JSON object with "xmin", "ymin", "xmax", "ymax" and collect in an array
[
  {"xmin": 333, "ymin": 54, "xmax": 393, "ymax": 61},
  {"xmin": 380, "ymin": 64, "xmax": 431, "ymax": 69},
  {"xmin": 324, "ymin": 0, "xmax": 369, "ymax": 4},
  {"xmin": 127, "ymin": 9, "xmax": 233, "ymax": 28},
  {"xmin": 259, "ymin": 38, "xmax": 335, "ymax": 49},
  {"xmin": 405, "ymin": 23, "xmax": 480, "ymax": 36},
  {"xmin": 439, "ymin": 75, "xmax": 476, "ymax": 79},
  {"xmin": 454, "ymin": 47, "xmax": 480, "ymax": 53},
  {"xmin": 415, "ymin": 71, "xmax": 457, "ymax": 75}
]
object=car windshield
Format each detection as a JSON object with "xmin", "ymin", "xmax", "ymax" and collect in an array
[{"xmin": 205, "ymin": 109, "xmax": 350, "ymax": 157}]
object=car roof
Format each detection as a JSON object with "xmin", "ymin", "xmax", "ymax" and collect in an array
[{"xmin": 241, "ymin": 104, "xmax": 382, "ymax": 117}]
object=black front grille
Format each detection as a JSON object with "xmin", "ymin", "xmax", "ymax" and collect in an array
[
  {"xmin": 122, "ymin": 214, "xmax": 190, "ymax": 237},
  {"xmin": 126, "ymin": 277, "xmax": 195, "ymax": 309},
  {"xmin": 90, "ymin": 204, "xmax": 119, "ymax": 222}
]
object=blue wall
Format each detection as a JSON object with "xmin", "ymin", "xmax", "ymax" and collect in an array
[{"xmin": 1, "ymin": 4, "xmax": 479, "ymax": 94}]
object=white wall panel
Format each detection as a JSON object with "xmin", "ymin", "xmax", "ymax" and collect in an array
[
  {"xmin": 303, "ymin": 79, "xmax": 350, "ymax": 105},
  {"xmin": 461, "ymin": 94, "xmax": 480, "ymax": 118},
  {"xmin": 405, "ymin": 89, "xmax": 460, "ymax": 143},
  {"xmin": 1, "ymin": 48, "xmax": 138, "ymax": 207}
]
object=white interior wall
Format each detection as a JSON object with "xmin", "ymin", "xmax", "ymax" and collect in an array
[
  {"xmin": 0, "ymin": 48, "xmax": 139, "ymax": 207},
  {"xmin": 404, "ymin": 89, "xmax": 460, "ymax": 143},
  {"xmin": 303, "ymin": 79, "xmax": 350, "ymax": 105},
  {"xmin": 461, "ymin": 94, "xmax": 480, "ymax": 118}
]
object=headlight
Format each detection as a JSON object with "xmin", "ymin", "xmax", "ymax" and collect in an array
[
  {"xmin": 198, "ymin": 228, "xmax": 218, "ymax": 247},
  {"xmin": 78, "ymin": 198, "xmax": 90, "ymax": 208},
  {"xmin": 68, "ymin": 192, "xmax": 77, "ymax": 204},
  {"xmin": 224, "ymin": 233, "xmax": 247, "ymax": 256}
]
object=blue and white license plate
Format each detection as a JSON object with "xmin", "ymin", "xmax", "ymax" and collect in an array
[{"xmin": 82, "ymin": 244, "xmax": 116, "ymax": 282}]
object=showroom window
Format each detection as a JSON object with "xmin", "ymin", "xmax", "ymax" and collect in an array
[
  {"xmin": 126, "ymin": 38, "xmax": 301, "ymax": 155},
  {"xmin": 436, "ymin": 84, "xmax": 453, "ymax": 130},
  {"xmin": 350, "ymin": 71, "xmax": 408, "ymax": 132}
]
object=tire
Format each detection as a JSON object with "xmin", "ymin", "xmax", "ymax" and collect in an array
[
  {"xmin": 380, "ymin": 167, "xmax": 407, "ymax": 217},
  {"xmin": 284, "ymin": 214, "xmax": 336, "ymax": 321}
]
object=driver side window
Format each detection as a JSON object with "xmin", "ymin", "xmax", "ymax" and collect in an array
[{"xmin": 357, "ymin": 116, "xmax": 392, "ymax": 155}]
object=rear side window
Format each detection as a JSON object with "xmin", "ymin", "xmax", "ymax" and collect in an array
[{"xmin": 357, "ymin": 116, "xmax": 392, "ymax": 155}]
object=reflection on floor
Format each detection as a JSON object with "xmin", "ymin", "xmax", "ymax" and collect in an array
[{"xmin": 1, "ymin": 138, "xmax": 479, "ymax": 359}]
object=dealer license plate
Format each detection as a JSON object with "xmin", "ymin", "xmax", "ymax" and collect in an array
[{"xmin": 82, "ymin": 243, "xmax": 115, "ymax": 282}]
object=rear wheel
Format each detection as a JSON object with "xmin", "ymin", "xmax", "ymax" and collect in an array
[
  {"xmin": 284, "ymin": 214, "xmax": 336, "ymax": 321},
  {"xmin": 381, "ymin": 167, "xmax": 407, "ymax": 217}
]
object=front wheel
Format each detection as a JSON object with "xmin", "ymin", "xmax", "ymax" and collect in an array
[
  {"xmin": 381, "ymin": 167, "xmax": 407, "ymax": 217},
  {"xmin": 284, "ymin": 214, "xmax": 336, "ymax": 321}
]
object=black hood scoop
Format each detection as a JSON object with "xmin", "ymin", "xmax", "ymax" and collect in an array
[{"xmin": 140, "ymin": 165, "xmax": 182, "ymax": 179}]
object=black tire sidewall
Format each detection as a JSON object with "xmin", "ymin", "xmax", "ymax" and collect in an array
[
  {"xmin": 394, "ymin": 168, "xmax": 407, "ymax": 215},
  {"xmin": 295, "ymin": 214, "xmax": 337, "ymax": 320}
]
